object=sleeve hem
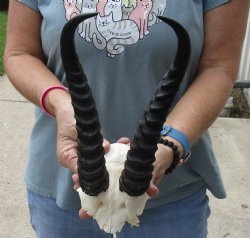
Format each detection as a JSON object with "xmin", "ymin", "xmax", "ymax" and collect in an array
[
  {"xmin": 17, "ymin": 0, "xmax": 39, "ymax": 13},
  {"xmin": 203, "ymin": 0, "xmax": 230, "ymax": 12}
]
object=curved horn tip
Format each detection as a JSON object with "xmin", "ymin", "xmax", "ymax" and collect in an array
[
  {"xmin": 157, "ymin": 15, "xmax": 170, "ymax": 22},
  {"xmin": 157, "ymin": 16, "xmax": 182, "ymax": 27},
  {"xmin": 81, "ymin": 12, "xmax": 98, "ymax": 19},
  {"xmin": 74, "ymin": 12, "xmax": 98, "ymax": 20}
]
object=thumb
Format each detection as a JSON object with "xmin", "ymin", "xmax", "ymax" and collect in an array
[
  {"xmin": 116, "ymin": 137, "xmax": 130, "ymax": 144},
  {"xmin": 103, "ymin": 139, "xmax": 111, "ymax": 154},
  {"xmin": 146, "ymin": 182, "xmax": 159, "ymax": 197}
]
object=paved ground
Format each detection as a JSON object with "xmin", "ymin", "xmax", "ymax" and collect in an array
[{"xmin": 0, "ymin": 75, "xmax": 250, "ymax": 238}]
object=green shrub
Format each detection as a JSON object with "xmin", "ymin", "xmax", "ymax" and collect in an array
[{"xmin": 0, "ymin": 10, "xmax": 8, "ymax": 75}]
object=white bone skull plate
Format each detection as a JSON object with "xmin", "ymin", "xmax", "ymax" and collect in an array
[{"xmin": 77, "ymin": 143, "xmax": 149, "ymax": 236}]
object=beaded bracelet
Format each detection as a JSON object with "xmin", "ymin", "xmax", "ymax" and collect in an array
[
  {"xmin": 158, "ymin": 137, "xmax": 181, "ymax": 174},
  {"xmin": 160, "ymin": 125, "xmax": 190, "ymax": 159},
  {"xmin": 40, "ymin": 85, "xmax": 69, "ymax": 117}
]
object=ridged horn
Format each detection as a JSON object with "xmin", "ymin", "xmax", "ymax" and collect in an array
[
  {"xmin": 60, "ymin": 13, "xmax": 109, "ymax": 196},
  {"xmin": 119, "ymin": 16, "xmax": 191, "ymax": 196}
]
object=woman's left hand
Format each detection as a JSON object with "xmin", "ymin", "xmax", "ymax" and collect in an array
[{"xmin": 151, "ymin": 144, "xmax": 175, "ymax": 186}]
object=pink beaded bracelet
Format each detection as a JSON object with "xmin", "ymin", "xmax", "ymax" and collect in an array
[{"xmin": 40, "ymin": 85, "xmax": 69, "ymax": 117}]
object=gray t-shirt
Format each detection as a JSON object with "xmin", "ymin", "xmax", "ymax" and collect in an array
[{"xmin": 18, "ymin": 0, "xmax": 228, "ymax": 209}]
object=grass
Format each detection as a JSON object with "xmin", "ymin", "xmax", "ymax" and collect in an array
[{"xmin": 0, "ymin": 10, "xmax": 8, "ymax": 76}]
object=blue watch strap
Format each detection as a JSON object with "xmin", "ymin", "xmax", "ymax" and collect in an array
[{"xmin": 160, "ymin": 125, "xmax": 190, "ymax": 159}]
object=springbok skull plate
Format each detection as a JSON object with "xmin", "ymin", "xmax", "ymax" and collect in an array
[
  {"xmin": 77, "ymin": 143, "xmax": 149, "ymax": 236},
  {"xmin": 61, "ymin": 12, "xmax": 191, "ymax": 237}
]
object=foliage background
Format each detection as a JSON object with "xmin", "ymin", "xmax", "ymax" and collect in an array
[{"xmin": 0, "ymin": 10, "xmax": 8, "ymax": 75}]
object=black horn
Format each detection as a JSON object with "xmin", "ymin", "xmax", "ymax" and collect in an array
[
  {"xmin": 119, "ymin": 16, "xmax": 191, "ymax": 196},
  {"xmin": 60, "ymin": 13, "xmax": 109, "ymax": 196}
]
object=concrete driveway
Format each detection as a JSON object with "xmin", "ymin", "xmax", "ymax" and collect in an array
[{"xmin": 0, "ymin": 75, "xmax": 249, "ymax": 238}]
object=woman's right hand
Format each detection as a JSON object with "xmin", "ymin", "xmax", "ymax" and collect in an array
[
  {"xmin": 56, "ymin": 106, "xmax": 79, "ymax": 173},
  {"xmin": 44, "ymin": 88, "xmax": 79, "ymax": 173}
]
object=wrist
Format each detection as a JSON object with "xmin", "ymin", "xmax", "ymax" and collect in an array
[
  {"xmin": 41, "ymin": 85, "xmax": 72, "ymax": 117},
  {"xmin": 48, "ymin": 90, "xmax": 72, "ymax": 117},
  {"xmin": 158, "ymin": 138, "xmax": 182, "ymax": 174},
  {"xmin": 162, "ymin": 136, "xmax": 184, "ymax": 158},
  {"xmin": 160, "ymin": 125, "xmax": 190, "ymax": 159},
  {"xmin": 155, "ymin": 143, "xmax": 175, "ymax": 176}
]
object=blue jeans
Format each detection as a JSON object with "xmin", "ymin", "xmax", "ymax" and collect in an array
[{"xmin": 27, "ymin": 188, "xmax": 210, "ymax": 238}]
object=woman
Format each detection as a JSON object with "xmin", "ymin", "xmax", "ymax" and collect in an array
[{"xmin": 4, "ymin": 0, "xmax": 249, "ymax": 237}]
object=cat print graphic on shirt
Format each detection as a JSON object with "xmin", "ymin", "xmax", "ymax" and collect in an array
[
  {"xmin": 63, "ymin": 0, "xmax": 168, "ymax": 57},
  {"xmin": 122, "ymin": 5, "xmax": 134, "ymax": 19},
  {"xmin": 72, "ymin": 0, "xmax": 106, "ymax": 50},
  {"xmin": 97, "ymin": 0, "xmax": 107, "ymax": 16},
  {"xmin": 104, "ymin": 0, "xmax": 123, "ymax": 21},
  {"xmin": 96, "ymin": 13, "xmax": 139, "ymax": 57},
  {"xmin": 148, "ymin": 0, "xmax": 168, "ymax": 26},
  {"xmin": 64, "ymin": 0, "xmax": 81, "ymax": 20},
  {"xmin": 129, "ymin": 0, "xmax": 153, "ymax": 39},
  {"xmin": 78, "ymin": 0, "xmax": 98, "ymax": 41}
]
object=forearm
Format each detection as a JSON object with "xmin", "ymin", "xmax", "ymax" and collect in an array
[
  {"xmin": 166, "ymin": 0, "xmax": 249, "ymax": 146},
  {"xmin": 4, "ymin": 52, "xmax": 71, "ymax": 117},
  {"xmin": 4, "ymin": 0, "xmax": 72, "ymax": 117},
  {"xmin": 4, "ymin": 52, "xmax": 61, "ymax": 103},
  {"xmin": 165, "ymin": 67, "xmax": 234, "ymax": 145}
]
